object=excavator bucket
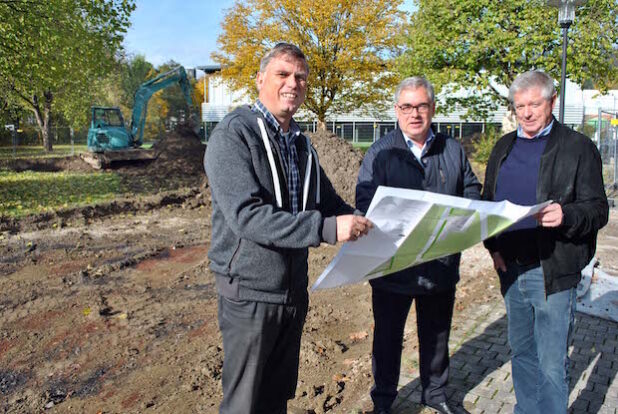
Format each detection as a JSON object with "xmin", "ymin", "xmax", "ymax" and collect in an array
[{"xmin": 80, "ymin": 147, "xmax": 159, "ymax": 169}]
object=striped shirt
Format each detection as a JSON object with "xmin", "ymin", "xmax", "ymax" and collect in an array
[{"xmin": 252, "ymin": 101, "xmax": 301, "ymax": 215}]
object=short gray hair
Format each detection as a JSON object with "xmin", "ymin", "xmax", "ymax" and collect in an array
[
  {"xmin": 395, "ymin": 77, "xmax": 435, "ymax": 103},
  {"xmin": 259, "ymin": 42, "xmax": 309, "ymax": 74},
  {"xmin": 509, "ymin": 71, "xmax": 556, "ymax": 102}
]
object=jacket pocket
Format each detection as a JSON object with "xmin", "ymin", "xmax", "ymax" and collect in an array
[
  {"xmin": 230, "ymin": 240, "xmax": 291, "ymax": 294},
  {"xmin": 227, "ymin": 239, "xmax": 243, "ymax": 274}
]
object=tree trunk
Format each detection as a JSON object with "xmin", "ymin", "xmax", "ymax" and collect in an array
[
  {"xmin": 316, "ymin": 119, "xmax": 327, "ymax": 131},
  {"xmin": 500, "ymin": 105, "xmax": 517, "ymax": 135},
  {"xmin": 43, "ymin": 91, "xmax": 53, "ymax": 151},
  {"xmin": 32, "ymin": 91, "xmax": 54, "ymax": 152}
]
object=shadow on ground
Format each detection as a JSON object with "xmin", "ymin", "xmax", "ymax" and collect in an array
[{"xmin": 386, "ymin": 311, "xmax": 618, "ymax": 413}]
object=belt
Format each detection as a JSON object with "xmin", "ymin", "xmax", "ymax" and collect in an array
[
  {"xmin": 508, "ymin": 260, "xmax": 541, "ymax": 273},
  {"xmin": 502, "ymin": 251, "xmax": 540, "ymax": 267}
]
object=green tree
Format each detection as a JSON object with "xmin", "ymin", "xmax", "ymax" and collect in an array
[
  {"xmin": 156, "ymin": 61, "xmax": 198, "ymax": 122},
  {"xmin": 399, "ymin": 0, "xmax": 618, "ymax": 119},
  {"xmin": 120, "ymin": 54, "xmax": 155, "ymax": 110},
  {"xmin": 213, "ymin": 0, "xmax": 406, "ymax": 129},
  {"xmin": 0, "ymin": 0, "xmax": 135, "ymax": 151}
]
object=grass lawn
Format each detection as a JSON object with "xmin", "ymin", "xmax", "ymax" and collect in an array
[
  {"xmin": 0, "ymin": 142, "xmax": 166, "ymax": 218},
  {"xmin": 351, "ymin": 142, "xmax": 372, "ymax": 153},
  {"xmin": 0, "ymin": 142, "xmax": 154, "ymax": 160},
  {"xmin": 0, "ymin": 170, "xmax": 125, "ymax": 218}
]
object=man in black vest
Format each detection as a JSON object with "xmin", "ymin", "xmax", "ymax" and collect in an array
[{"xmin": 482, "ymin": 70, "xmax": 608, "ymax": 413}]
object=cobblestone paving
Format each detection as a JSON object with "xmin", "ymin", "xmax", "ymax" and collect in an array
[{"xmin": 356, "ymin": 299, "xmax": 618, "ymax": 413}]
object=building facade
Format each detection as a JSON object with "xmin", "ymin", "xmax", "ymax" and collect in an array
[{"xmin": 198, "ymin": 65, "xmax": 617, "ymax": 143}]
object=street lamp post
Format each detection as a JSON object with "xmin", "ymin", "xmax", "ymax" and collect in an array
[{"xmin": 547, "ymin": 0, "xmax": 587, "ymax": 124}]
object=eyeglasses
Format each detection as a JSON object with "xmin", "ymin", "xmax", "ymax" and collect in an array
[{"xmin": 396, "ymin": 103, "xmax": 431, "ymax": 115}]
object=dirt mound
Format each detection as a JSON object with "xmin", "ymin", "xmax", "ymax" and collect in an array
[
  {"xmin": 0, "ymin": 187, "xmax": 208, "ymax": 233},
  {"xmin": 308, "ymin": 130, "xmax": 364, "ymax": 205},
  {"xmin": 149, "ymin": 128, "xmax": 206, "ymax": 178},
  {"xmin": 0, "ymin": 155, "xmax": 92, "ymax": 173},
  {"xmin": 117, "ymin": 129, "xmax": 206, "ymax": 179},
  {"xmin": 114, "ymin": 130, "xmax": 207, "ymax": 194}
]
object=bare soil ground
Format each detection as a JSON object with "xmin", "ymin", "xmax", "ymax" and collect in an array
[{"xmin": 1, "ymin": 131, "xmax": 616, "ymax": 414}]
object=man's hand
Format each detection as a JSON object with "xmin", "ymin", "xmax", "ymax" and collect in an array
[
  {"xmin": 491, "ymin": 251, "xmax": 507, "ymax": 273},
  {"xmin": 534, "ymin": 203, "xmax": 563, "ymax": 227},
  {"xmin": 336, "ymin": 215, "xmax": 373, "ymax": 242}
]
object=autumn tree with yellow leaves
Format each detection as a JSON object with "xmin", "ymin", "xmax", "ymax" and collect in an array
[{"xmin": 213, "ymin": 0, "xmax": 405, "ymax": 129}]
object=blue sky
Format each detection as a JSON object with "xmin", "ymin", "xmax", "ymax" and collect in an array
[
  {"xmin": 123, "ymin": 0, "xmax": 236, "ymax": 69},
  {"xmin": 123, "ymin": 1, "xmax": 414, "ymax": 71}
]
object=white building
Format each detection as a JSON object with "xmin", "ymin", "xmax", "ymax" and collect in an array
[{"xmin": 198, "ymin": 65, "xmax": 618, "ymax": 142}]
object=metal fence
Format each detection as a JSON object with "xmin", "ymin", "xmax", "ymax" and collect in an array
[
  {"xmin": 596, "ymin": 110, "xmax": 618, "ymax": 195},
  {"xmin": 0, "ymin": 125, "xmax": 88, "ymax": 154}
]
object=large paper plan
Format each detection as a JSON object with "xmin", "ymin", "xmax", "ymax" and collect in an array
[{"xmin": 312, "ymin": 187, "xmax": 551, "ymax": 290}]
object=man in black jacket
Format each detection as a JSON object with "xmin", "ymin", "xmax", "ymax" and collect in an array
[
  {"xmin": 482, "ymin": 70, "xmax": 608, "ymax": 414},
  {"xmin": 356, "ymin": 77, "xmax": 480, "ymax": 414}
]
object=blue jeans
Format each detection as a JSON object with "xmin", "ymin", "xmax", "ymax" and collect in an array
[{"xmin": 501, "ymin": 264, "xmax": 576, "ymax": 414}]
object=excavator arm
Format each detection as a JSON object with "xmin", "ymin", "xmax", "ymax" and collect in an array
[{"xmin": 129, "ymin": 66, "xmax": 193, "ymax": 147}]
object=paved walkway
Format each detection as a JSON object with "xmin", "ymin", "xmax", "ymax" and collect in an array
[{"xmin": 356, "ymin": 298, "xmax": 618, "ymax": 413}]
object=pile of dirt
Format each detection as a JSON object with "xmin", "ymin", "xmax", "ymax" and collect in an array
[
  {"xmin": 144, "ymin": 127, "xmax": 364, "ymax": 197},
  {"xmin": 116, "ymin": 129, "xmax": 207, "ymax": 191},
  {"xmin": 147, "ymin": 128, "xmax": 206, "ymax": 179},
  {"xmin": 0, "ymin": 187, "xmax": 206, "ymax": 233},
  {"xmin": 0, "ymin": 155, "xmax": 92, "ymax": 173},
  {"xmin": 308, "ymin": 130, "xmax": 364, "ymax": 205}
]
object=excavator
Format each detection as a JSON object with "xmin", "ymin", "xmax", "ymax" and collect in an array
[{"xmin": 82, "ymin": 65, "xmax": 193, "ymax": 168}]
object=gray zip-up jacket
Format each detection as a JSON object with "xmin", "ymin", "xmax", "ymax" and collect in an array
[{"xmin": 204, "ymin": 106, "xmax": 354, "ymax": 304}]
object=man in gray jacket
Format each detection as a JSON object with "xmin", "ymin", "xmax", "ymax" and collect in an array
[{"xmin": 204, "ymin": 43, "xmax": 372, "ymax": 414}]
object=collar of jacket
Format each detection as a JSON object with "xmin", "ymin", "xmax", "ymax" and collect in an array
[
  {"xmin": 251, "ymin": 107, "xmax": 309, "ymax": 156},
  {"xmin": 393, "ymin": 126, "xmax": 443, "ymax": 169},
  {"xmin": 252, "ymin": 108, "xmax": 321, "ymax": 211},
  {"xmin": 252, "ymin": 101, "xmax": 301, "ymax": 142},
  {"xmin": 501, "ymin": 116, "xmax": 561, "ymax": 161},
  {"xmin": 252, "ymin": 109, "xmax": 289, "ymax": 189}
]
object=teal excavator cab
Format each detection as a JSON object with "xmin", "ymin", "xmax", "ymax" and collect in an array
[{"xmin": 87, "ymin": 106, "xmax": 131, "ymax": 151}]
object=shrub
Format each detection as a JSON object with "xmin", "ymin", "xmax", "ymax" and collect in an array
[{"xmin": 472, "ymin": 126, "xmax": 501, "ymax": 166}]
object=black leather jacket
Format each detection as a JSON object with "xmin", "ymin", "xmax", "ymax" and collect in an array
[{"xmin": 483, "ymin": 119, "xmax": 609, "ymax": 295}]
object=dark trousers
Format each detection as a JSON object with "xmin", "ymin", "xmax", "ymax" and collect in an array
[
  {"xmin": 370, "ymin": 287, "xmax": 456, "ymax": 410},
  {"xmin": 217, "ymin": 295, "xmax": 308, "ymax": 414}
]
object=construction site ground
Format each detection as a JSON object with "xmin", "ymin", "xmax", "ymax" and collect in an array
[{"xmin": 1, "ymin": 130, "xmax": 617, "ymax": 413}]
